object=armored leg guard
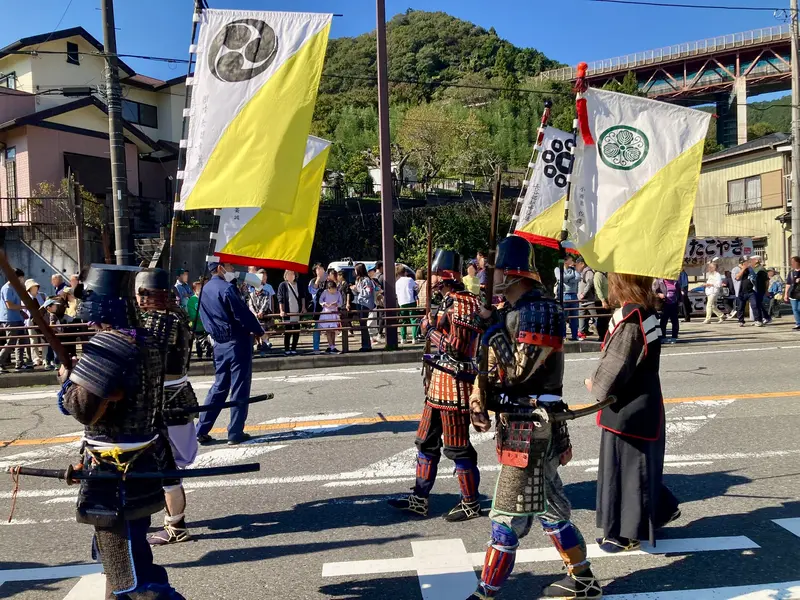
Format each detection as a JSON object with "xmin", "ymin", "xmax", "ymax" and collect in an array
[
  {"xmin": 148, "ymin": 485, "xmax": 190, "ymax": 546},
  {"xmin": 94, "ymin": 518, "xmax": 183, "ymax": 598},
  {"xmin": 540, "ymin": 570, "xmax": 602, "ymax": 599},
  {"xmin": 445, "ymin": 459, "xmax": 482, "ymax": 523},
  {"xmin": 473, "ymin": 521, "xmax": 519, "ymax": 598},
  {"xmin": 540, "ymin": 519, "xmax": 590, "ymax": 575},
  {"xmin": 414, "ymin": 452, "xmax": 440, "ymax": 498}
]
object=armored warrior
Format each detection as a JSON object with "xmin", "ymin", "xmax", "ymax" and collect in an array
[
  {"xmin": 468, "ymin": 236, "xmax": 602, "ymax": 599},
  {"xmin": 135, "ymin": 268, "xmax": 199, "ymax": 546},
  {"xmin": 57, "ymin": 265, "xmax": 184, "ymax": 599},
  {"xmin": 389, "ymin": 249, "xmax": 485, "ymax": 522}
]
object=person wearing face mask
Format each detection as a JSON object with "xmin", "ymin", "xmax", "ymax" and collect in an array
[{"xmin": 196, "ymin": 262, "xmax": 265, "ymax": 445}]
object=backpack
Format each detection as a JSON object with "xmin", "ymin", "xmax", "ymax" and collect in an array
[{"xmin": 663, "ymin": 280, "xmax": 678, "ymax": 304}]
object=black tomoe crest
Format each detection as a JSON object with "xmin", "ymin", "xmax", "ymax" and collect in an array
[{"xmin": 208, "ymin": 19, "xmax": 279, "ymax": 83}]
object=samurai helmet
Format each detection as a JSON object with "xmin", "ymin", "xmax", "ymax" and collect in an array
[
  {"xmin": 431, "ymin": 249, "xmax": 463, "ymax": 284},
  {"xmin": 77, "ymin": 264, "xmax": 142, "ymax": 329},
  {"xmin": 135, "ymin": 268, "xmax": 173, "ymax": 311},
  {"xmin": 495, "ymin": 235, "xmax": 537, "ymax": 293}
]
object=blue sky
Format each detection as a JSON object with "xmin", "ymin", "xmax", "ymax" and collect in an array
[{"xmin": 2, "ymin": 0, "xmax": 789, "ymax": 98}]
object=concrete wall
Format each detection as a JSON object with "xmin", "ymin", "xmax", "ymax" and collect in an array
[
  {"xmin": 170, "ymin": 229, "xmax": 213, "ymax": 282},
  {"xmin": 1, "ymin": 230, "xmax": 105, "ymax": 295}
]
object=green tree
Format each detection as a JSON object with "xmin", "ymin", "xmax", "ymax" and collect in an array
[
  {"xmin": 602, "ymin": 71, "xmax": 642, "ymax": 96},
  {"xmin": 747, "ymin": 121, "xmax": 778, "ymax": 141}
]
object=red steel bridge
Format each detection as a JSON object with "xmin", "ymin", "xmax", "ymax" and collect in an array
[{"xmin": 537, "ymin": 25, "xmax": 792, "ymax": 147}]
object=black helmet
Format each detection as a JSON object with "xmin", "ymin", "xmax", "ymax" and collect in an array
[
  {"xmin": 77, "ymin": 264, "xmax": 141, "ymax": 328},
  {"xmin": 135, "ymin": 268, "xmax": 173, "ymax": 310},
  {"xmin": 496, "ymin": 235, "xmax": 537, "ymax": 279},
  {"xmin": 431, "ymin": 249, "xmax": 462, "ymax": 282},
  {"xmin": 135, "ymin": 268, "xmax": 170, "ymax": 293}
]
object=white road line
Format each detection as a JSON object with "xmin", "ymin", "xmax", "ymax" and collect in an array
[
  {"xmin": 258, "ymin": 412, "xmax": 362, "ymax": 425},
  {"xmin": 322, "ymin": 536, "xmax": 758, "ymax": 580},
  {"xmin": 0, "ymin": 390, "xmax": 58, "ymax": 402},
  {"xmin": 189, "ymin": 444, "xmax": 287, "ymax": 469},
  {"xmin": 773, "ymin": 518, "xmax": 800, "ymax": 538},
  {"xmin": 1, "ymin": 518, "xmax": 74, "ymax": 526},
  {"xmin": 604, "ymin": 581, "xmax": 800, "ymax": 599},
  {"xmin": 6, "ymin": 448, "xmax": 800, "ymax": 500},
  {"xmin": 0, "ymin": 563, "xmax": 102, "ymax": 584},
  {"xmin": 414, "ymin": 539, "xmax": 477, "ymax": 600},
  {"xmin": 42, "ymin": 498, "xmax": 79, "ymax": 505},
  {"xmin": 324, "ymin": 477, "xmax": 411, "ymax": 488},
  {"xmin": 0, "ymin": 441, "xmax": 81, "ymax": 469},
  {"xmin": 665, "ymin": 400, "xmax": 733, "ymax": 451},
  {"xmin": 63, "ymin": 573, "xmax": 106, "ymax": 600}
]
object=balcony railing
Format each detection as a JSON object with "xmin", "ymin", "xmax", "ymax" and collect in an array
[{"xmin": 727, "ymin": 197, "xmax": 762, "ymax": 215}]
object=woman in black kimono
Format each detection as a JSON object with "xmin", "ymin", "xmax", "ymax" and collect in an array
[{"xmin": 585, "ymin": 273, "xmax": 680, "ymax": 553}]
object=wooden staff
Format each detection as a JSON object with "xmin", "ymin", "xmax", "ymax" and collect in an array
[
  {"xmin": 425, "ymin": 217, "xmax": 433, "ymax": 319},
  {"xmin": 0, "ymin": 250, "xmax": 72, "ymax": 367},
  {"xmin": 478, "ymin": 166, "xmax": 502, "ymax": 407}
]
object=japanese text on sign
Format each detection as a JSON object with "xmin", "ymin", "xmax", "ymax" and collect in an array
[{"xmin": 684, "ymin": 237, "xmax": 754, "ymax": 266}]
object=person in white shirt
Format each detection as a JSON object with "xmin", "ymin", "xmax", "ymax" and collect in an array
[
  {"xmin": 703, "ymin": 259, "xmax": 726, "ymax": 324},
  {"xmin": 395, "ymin": 265, "xmax": 418, "ymax": 344}
]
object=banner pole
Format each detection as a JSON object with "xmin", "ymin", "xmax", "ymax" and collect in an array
[
  {"xmin": 557, "ymin": 63, "xmax": 589, "ymax": 308},
  {"xmin": 166, "ymin": 0, "xmax": 205, "ymax": 275},
  {"xmin": 509, "ymin": 99, "xmax": 552, "ymax": 237}
]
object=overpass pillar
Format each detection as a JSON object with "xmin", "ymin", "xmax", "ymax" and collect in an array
[{"xmin": 734, "ymin": 76, "xmax": 748, "ymax": 145}]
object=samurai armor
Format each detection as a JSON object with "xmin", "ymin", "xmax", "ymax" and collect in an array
[
  {"xmin": 162, "ymin": 384, "xmax": 199, "ymax": 427},
  {"xmin": 424, "ymin": 291, "xmax": 483, "ymax": 412},
  {"xmin": 483, "ymin": 288, "xmax": 565, "ymax": 409},
  {"xmin": 478, "ymin": 521, "xmax": 519, "ymax": 597},
  {"xmin": 70, "ymin": 331, "xmax": 140, "ymax": 401},
  {"xmin": 77, "ymin": 445, "xmax": 166, "ymax": 527},
  {"xmin": 492, "ymin": 409, "xmax": 551, "ymax": 516},
  {"xmin": 82, "ymin": 331, "xmax": 163, "ymax": 441},
  {"xmin": 93, "ymin": 518, "xmax": 178, "ymax": 596}
]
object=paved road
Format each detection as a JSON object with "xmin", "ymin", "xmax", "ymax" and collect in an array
[{"xmin": 2, "ymin": 320, "xmax": 800, "ymax": 599}]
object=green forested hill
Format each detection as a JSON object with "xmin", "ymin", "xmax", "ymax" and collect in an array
[
  {"xmin": 747, "ymin": 95, "xmax": 791, "ymax": 137},
  {"xmin": 312, "ymin": 9, "xmax": 572, "ymax": 179}
]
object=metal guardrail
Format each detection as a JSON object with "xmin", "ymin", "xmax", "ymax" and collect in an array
[{"xmin": 537, "ymin": 25, "xmax": 791, "ymax": 82}]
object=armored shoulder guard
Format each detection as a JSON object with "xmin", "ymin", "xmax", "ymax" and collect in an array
[
  {"xmin": 515, "ymin": 295, "xmax": 565, "ymax": 350},
  {"xmin": 449, "ymin": 291, "xmax": 483, "ymax": 333},
  {"xmin": 70, "ymin": 331, "xmax": 138, "ymax": 398}
]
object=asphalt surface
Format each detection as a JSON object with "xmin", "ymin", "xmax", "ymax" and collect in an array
[{"xmin": 2, "ymin": 319, "xmax": 800, "ymax": 599}]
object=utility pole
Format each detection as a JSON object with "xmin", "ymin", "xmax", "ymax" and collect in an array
[
  {"xmin": 376, "ymin": 0, "xmax": 397, "ymax": 349},
  {"xmin": 792, "ymin": 0, "xmax": 800, "ymax": 257},
  {"xmin": 101, "ymin": 0, "xmax": 131, "ymax": 265}
]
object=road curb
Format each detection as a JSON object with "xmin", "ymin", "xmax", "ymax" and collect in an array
[{"xmin": 0, "ymin": 341, "xmax": 602, "ymax": 388}]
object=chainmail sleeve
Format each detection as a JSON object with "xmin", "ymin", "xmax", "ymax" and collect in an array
[
  {"xmin": 60, "ymin": 382, "xmax": 107, "ymax": 426},
  {"xmin": 591, "ymin": 321, "xmax": 644, "ymax": 403}
]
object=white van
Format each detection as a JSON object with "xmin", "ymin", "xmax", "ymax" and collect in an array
[{"xmin": 327, "ymin": 258, "xmax": 414, "ymax": 285}]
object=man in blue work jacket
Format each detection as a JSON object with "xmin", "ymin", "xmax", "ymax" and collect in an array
[{"xmin": 197, "ymin": 262, "xmax": 265, "ymax": 445}]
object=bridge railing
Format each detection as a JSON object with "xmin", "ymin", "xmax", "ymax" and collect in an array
[{"xmin": 537, "ymin": 24, "xmax": 790, "ymax": 82}]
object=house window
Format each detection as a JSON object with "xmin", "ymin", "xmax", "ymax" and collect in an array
[
  {"xmin": 0, "ymin": 72, "xmax": 16, "ymax": 89},
  {"xmin": 121, "ymin": 99, "xmax": 158, "ymax": 128},
  {"xmin": 4, "ymin": 147, "xmax": 17, "ymax": 198},
  {"xmin": 66, "ymin": 42, "xmax": 80, "ymax": 65},
  {"xmin": 727, "ymin": 175, "xmax": 761, "ymax": 214}
]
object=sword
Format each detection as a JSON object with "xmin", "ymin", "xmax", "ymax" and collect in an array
[
  {"xmin": 7, "ymin": 462, "xmax": 260, "ymax": 482},
  {"xmin": 551, "ymin": 397, "xmax": 616, "ymax": 422},
  {"xmin": 166, "ymin": 393, "xmax": 272, "ymax": 417}
]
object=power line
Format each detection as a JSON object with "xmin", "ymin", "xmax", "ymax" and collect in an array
[
  {"xmin": 34, "ymin": 0, "xmax": 76, "ymax": 50},
  {"xmin": 584, "ymin": 0, "xmax": 787, "ymax": 10}
]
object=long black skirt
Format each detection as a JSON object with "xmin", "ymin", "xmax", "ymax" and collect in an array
[{"xmin": 596, "ymin": 426, "xmax": 679, "ymax": 545}]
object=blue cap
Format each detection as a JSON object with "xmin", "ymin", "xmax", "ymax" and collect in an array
[{"xmin": 207, "ymin": 261, "xmax": 220, "ymax": 273}]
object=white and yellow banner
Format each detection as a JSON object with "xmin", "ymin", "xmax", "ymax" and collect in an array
[
  {"xmin": 213, "ymin": 136, "xmax": 331, "ymax": 271},
  {"xmin": 571, "ymin": 88, "xmax": 710, "ymax": 279},
  {"xmin": 177, "ymin": 10, "xmax": 331, "ymax": 212},
  {"xmin": 515, "ymin": 126, "xmax": 573, "ymax": 250}
]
